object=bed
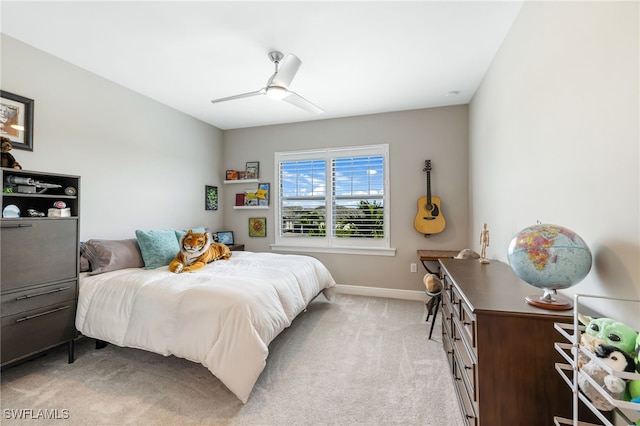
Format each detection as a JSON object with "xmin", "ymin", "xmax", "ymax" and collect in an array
[{"xmin": 75, "ymin": 241, "xmax": 336, "ymax": 403}]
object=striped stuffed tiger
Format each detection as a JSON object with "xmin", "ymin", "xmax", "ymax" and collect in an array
[{"xmin": 169, "ymin": 230, "xmax": 231, "ymax": 273}]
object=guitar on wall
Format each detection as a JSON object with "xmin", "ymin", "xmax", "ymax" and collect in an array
[{"xmin": 414, "ymin": 160, "xmax": 446, "ymax": 236}]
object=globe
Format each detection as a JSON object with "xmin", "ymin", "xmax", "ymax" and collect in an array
[{"xmin": 507, "ymin": 223, "xmax": 592, "ymax": 310}]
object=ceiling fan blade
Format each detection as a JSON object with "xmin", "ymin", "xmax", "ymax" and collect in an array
[
  {"xmin": 283, "ymin": 91, "xmax": 323, "ymax": 114},
  {"xmin": 271, "ymin": 54, "xmax": 302, "ymax": 88},
  {"xmin": 211, "ymin": 89, "xmax": 265, "ymax": 105}
]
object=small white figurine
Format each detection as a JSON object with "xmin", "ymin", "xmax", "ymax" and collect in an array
[{"xmin": 479, "ymin": 223, "xmax": 490, "ymax": 264}]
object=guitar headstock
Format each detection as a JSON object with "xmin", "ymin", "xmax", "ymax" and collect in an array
[{"xmin": 423, "ymin": 160, "xmax": 432, "ymax": 172}]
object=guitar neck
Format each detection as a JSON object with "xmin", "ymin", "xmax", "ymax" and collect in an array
[{"xmin": 426, "ymin": 170, "xmax": 432, "ymax": 204}]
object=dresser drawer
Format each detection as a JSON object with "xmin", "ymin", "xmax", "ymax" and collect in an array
[
  {"xmin": 452, "ymin": 285, "xmax": 476, "ymax": 350},
  {"xmin": 1, "ymin": 301, "xmax": 77, "ymax": 365},
  {"xmin": 453, "ymin": 317, "xmax": 477, "ymax": 401},
  {"xmin": 1, "ymin": 219, "xmax": 78, "ymax": 291},
  {"xmin": 442, "ymin": 319, "xmax": 455, "ymax": 371},
  {"xmin": 1, "ymin": 280, "xmax": 77, "ymax": 318},
  {"xmin": 441, "ymin": 291, "xmax": 454, "ymax": 336},
  {"xmin": 452, "ymin": 355, "xmax": 478, "ymax": 426}
]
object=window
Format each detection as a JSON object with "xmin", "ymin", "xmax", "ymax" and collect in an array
[{"xmin": 273, "ymin": 144, "xmax": 393, "ymax": 255}]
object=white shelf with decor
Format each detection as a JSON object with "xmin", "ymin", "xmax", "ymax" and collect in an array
[
  {"xmin": 224, "ymin": 179, "xmax": 259, "ymax": 184},
  {"xmin": 553, "ymin": 294, "xmax": 639, "ymax": 426},
  {"xmin": 232, "ymin": 206, "xmax": 269, "ymax": 210}
]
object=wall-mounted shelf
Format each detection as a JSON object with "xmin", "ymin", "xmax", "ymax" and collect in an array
[
  {"xmin": 233, "ymin": 206, "xmax": 269, "ymax": 210},
  {"xmin": 224, "ymin": 179, "xmax": 259, "ymax": 184},
  {"xmin": 553, "ymin": 294, "xmax": 639, "ymax": 426}
]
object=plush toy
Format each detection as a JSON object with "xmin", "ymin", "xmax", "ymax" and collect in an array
[
  {"xmin": 423, "ymin": 273, "xmax": 442, "ymax": 294},
  {"xmin": 169, "ymin": 229, "xmax": 231, "ymax": 273},
  {"xmin": 629, "ymin": 332, "xmax": 640, "ymax": 408},
  {"xmin": 578, "ymin": 344, "xmax": 636, "ymax": 411},
  {"xmin": 454, "ymin": 249, "xmax": 480, "ymax": 259},
  {"xmin": 579, "ymin": 313, "xmax": 637, "ymax": 356},
  {"xmin": 1, "ymin": 137, "xmax": 22, "ymax": 169}
]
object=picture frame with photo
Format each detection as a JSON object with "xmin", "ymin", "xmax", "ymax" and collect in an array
[
  {"xmin": 245, "ymin": 161, "xmax": 259, "ymax": 179},
  {"xmin": 216, "ymin": 231, "xmax": 234, "ymax": 245},
  {"xmin": 0, "ymin": 90, "xmax": 34, "ymax": 151}
]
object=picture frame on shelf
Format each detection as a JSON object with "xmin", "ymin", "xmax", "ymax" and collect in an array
[
  {"xmin": 0, "ymin": 90, "xmax": 34, "ymax": 151},
  {"xmin": 245, "ymin": 161, "xmax": 259, "ymax": 179},
  {"xmin": 205, "ymin": 185, "xmax": 218, "ymax": 211},
  {"xmin": 257, "ymin": 182, "xmax": 270, "ymax": 206},
  {"xmin": 226, "ymin": 170, "xmax": 238, "ymax": 180},
  {"xmin": 216, "ymin": 231, "xmax": 234, "ymax": 245},
  {"xmin": 244, "ymin": 190, "xmax": 258, "ymax": 206},
  {"xmin": 249, "ymin": 217, "xmax": 266, "ymax": 237}
]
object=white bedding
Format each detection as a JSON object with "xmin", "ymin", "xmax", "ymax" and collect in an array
[{"xmin": 75, "ymin": 251, "xmax": 336, "ymax": 403}]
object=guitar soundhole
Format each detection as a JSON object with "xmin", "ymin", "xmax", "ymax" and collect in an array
[{"xmin": 424, "ymin": 203, "xmax": 440, "ymax": 217}]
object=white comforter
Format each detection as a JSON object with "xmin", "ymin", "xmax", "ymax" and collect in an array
[{"xmin": 75, "ymin": 251, "xmax": 336, "ymax": 403}]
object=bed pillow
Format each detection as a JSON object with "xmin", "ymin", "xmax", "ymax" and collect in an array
[
  {"xmin": 135, "ymin": 229, "xmax": 181, "ymax": 269},
  {"xmin": 79, "ymin": 242, "xmax": 89, "ymax": 272},
  {"xmin": 83, "ymin": 239, "xmax": 144, "ymax": 275}
]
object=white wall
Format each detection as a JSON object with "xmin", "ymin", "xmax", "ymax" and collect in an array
[
  {"xmin": 1, "ymin": 35, "xmax": 225, "ymax": 241},
  {"xmin": 470, "ymin": 1, "xmax": 639, "ymax": 319},
  {"xmin": 222, "ymin": 106, "xmax": 469, "ymax": 292}
]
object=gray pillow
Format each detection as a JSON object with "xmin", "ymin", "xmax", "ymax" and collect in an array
[{"xmin": 82, "ymin": 239, "xmax": 144, "ymax": 275}]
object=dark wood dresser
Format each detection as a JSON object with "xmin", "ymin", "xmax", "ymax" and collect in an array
[
  {"xmin": 438, "ymin": 258, "xmax": 599, "ymax": 426},
  {"xmin": 1, "ymin": 168, "xmax": 80, "ymax": 366}
]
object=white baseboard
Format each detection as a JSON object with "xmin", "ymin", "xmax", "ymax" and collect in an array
[{"xmin": 334, "ymin": 284, "xmax": 427, "ymax": 301}]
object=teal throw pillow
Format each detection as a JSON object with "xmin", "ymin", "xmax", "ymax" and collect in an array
[{"xmin": 135, "ymin": 229, "xmax": 181, "ymax": 269}]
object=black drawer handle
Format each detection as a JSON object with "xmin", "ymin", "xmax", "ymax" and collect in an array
[
  {"xmin": 463, "ymin": 321, "xmax": 471, "ymax": 326},
  {"xmin": 15, "ymin": 286, "xmax": 71, "ymax": 300},
  {"xmin": 1, "ymin": 223, "xmax": 33, "ymax": 229},
  {"xmin": 15, "ymin": 305, "xmax": 70, "ymax": 323},
  {"xmin": 464, "ymin": 365, "xmax": 472, "ymax": 370}
]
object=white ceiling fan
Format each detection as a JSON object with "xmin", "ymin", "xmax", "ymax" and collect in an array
[{"xmin": 210, "ymin": 51, "xmax": 323, "ymax": 114}]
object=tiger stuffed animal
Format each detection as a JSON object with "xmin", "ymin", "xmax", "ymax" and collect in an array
[{"xmin": 169, "ymin": 230, "xmax": 231, "ymax": 273}]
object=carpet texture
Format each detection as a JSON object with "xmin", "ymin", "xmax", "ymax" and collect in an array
[{"xmin": 1, "ymin": 294, "xmax": 463, "ymax": 425}]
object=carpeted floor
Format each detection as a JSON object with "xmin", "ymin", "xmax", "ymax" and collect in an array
[{"xmin": 1, "ymin": 294, "xmax": 463, "ymax": 426}]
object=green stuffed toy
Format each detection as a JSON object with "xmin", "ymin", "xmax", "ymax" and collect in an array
[
  {"xmin": 629, "ymin": 332, "xmax": 640, "ymax": 422},
  {"xmin": 578, "ymin": 314, "xmax": 639, "ymax": 413},
  {"xmin": 579, "ymin": 313, "xmax": 637, "ymax": 356}
]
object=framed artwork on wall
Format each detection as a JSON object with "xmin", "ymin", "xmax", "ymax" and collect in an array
[
  {"xmin": 0, "ymin": 90, "xmax": 34, "ymax": 151},
  {"xmin": 245, "ymin": 161, "xmax": 259, "ymax": 179},
  {"xmin": 249, "ymin": 217, "xmax": 266, "ymax": 237},
  {"xmin": 216, "ymin": 231, "xmax": 234, "ymax": 245},
  {"xmin": 205, "ymin": 185, "xmax": 218, "ymax": 210},
  {"xmin": 257, "ymin": 182, "xmax": 270, "ymax": 206}
]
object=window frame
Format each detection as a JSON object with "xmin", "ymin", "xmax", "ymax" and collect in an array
[{"xmin": 271, "ymin": 144, "xmax": 395, "ymax": 256}]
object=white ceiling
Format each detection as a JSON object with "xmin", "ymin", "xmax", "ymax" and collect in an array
[{"xmin": 1, "ymin": 1, "xmax": 523, "ymax": 130}]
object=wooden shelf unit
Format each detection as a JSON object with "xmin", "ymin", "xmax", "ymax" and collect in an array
[{"xmin": 1, "ymin": 167, "xmax": 80, "ymax": 366}]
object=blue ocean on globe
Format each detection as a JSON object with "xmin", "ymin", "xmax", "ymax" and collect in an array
[{"xmin": 507, "ymin": 224, "xmax": 592, "ymax": 290}]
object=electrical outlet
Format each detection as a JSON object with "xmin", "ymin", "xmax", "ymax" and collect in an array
[{"xmin": 410, "ymin": 263, "xmax": 417, "ymax": 273}]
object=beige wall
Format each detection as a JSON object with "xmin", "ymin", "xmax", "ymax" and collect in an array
[
  {"xmin": 223, "ymin": 106, "xmax": 469, "ymax": 292},
  {"xmin": 4, "ymin": 0, "xmax": 637, "ymax": 311},
  {"xmin": 1, "ymin": 35, "xmax": 225, "ymax": 241},
  {"xmin": 469, "ymin": 1, "xmax": 639, "ymax": 318}
]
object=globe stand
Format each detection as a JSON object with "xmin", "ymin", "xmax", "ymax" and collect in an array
[{"xmin": 526, "ymin": 288, "xmax": 572, "ymax": 311}]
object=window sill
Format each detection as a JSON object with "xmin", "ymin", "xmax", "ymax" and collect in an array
[{"xmin": 269, "ymin": 244, "xmax": 396, "ymax": 256}]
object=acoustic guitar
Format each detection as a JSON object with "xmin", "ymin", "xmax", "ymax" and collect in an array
[{"xmin": 414, "ymin": 160, "xmax": 446, "ymax": 235}]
